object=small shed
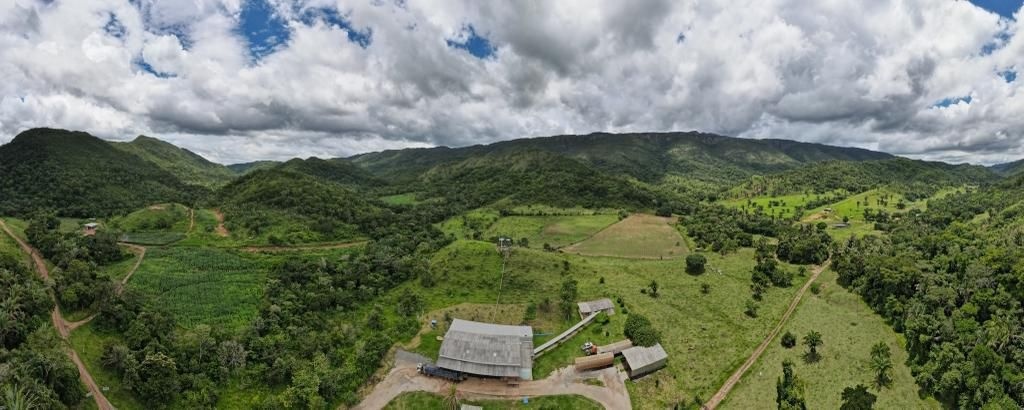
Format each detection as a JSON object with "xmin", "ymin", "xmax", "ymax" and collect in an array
[
  {"xmin": 577, "ymin": 298, "xmax": 615, "ymax": 318},
  {"xmin": 83, "ymin": 222, "xmax": 99, "ymax": 236},
  {"xmin": 575, "ymin": 352, "xmax": 614, "ymax": 371},
  {"xmin": 832, "ymin": 223, "xmax": 850, "ymax": 229},
  {"xmin": 622, "ymin": 343, "xmax": 668, "ymax": 379},
  {"xmin": 597, "ymin": 339, "xmax": 633, "ymax": 356}
]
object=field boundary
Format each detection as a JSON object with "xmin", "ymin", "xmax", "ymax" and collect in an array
[{"xmin": 703, "ymin": 261, "xmax": 830, "ymax": 409}]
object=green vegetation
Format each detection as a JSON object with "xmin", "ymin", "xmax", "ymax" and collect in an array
[
  {"xmin": 109, "ymin": 203, "xmax": 191, "ymax": 233},
  {"xmin": 720, "ymin": 190, "xmax": 848, "ymax": 219},
  {"xmin": 484, "ymin": 214, "xmax": 619, "ymax": 249},
  {"xmin": 564, "ymin": 214, "xmax": 686, "ymax": 259},
  {"xmin": 112, "ymin": 135, "xmax": 235, "ymax": 188},
  {"xmin": 227, "ymin": 160, "xmax": 280, "ymax": 174},
  {"xmin": 0, "ymin": 128, "xmax": 203, "ymax": 217},
  {"xmin": 128, "ymin": 247, "xmax": 265, "ymax": 330},
  {"xmin": 380, "ymin": 192, "xmax": 420, "ymax": 205},
  {"xmin": 384, "ymin": 392, "xmax": 602, "ymax": 409}
]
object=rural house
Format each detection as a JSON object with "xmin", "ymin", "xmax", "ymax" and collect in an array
[
  {"xmin": 622, "ymin": 343, "xmax": 668, "ymax": 379},
  {"xmin": 83, "ymin": 222, "xmax": 99, "ymax": 236},
  {"xmin": 577, "ymin": 298, "xmax": 615, "ymax": 318},
  {"xmin": 436, "ymin": 319, "xmax": 534, "ymax": 380}
]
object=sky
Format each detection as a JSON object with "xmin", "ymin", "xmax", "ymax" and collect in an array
[{"xmin": 0, "ymin": 0, "xmax": 1022, "ymax": 165}]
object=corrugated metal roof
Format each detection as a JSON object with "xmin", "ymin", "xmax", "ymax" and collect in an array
[
  {"xmin": 436, "ymin": 319, "xmax": 533, "ymax": 379},
  {"xmin": 622, "ymin": 343, "xmax": 667, "ymax": 369},
  {"xmin": 578, "ymin": 298, "xmax": 615, "ymax": 313}
]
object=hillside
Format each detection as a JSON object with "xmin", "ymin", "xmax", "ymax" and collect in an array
[
  {"xmin": 112, "ymin": 136, "xmax": 235, "ymax": 188},
  {"xmin": 275, "ymin": 157, "xmax": 384, "ymax": 188},
  {"xmin": 727, "ymin": 158, "xmax": 997, "ymax": 198},
  {"xmin": 991, "ymin": 158, "xmax": 1024, "ymax": 176},
  {"xmin": 228, "ymin": 160, "xmax": 280, "ymax": 174},
  {"xmin": 349, "ymin": 132, "xmax": 894, "ymax": 186},
  {"xmin": 0, "ymin": 128, "xmax": 203, "ymax": 217},
  {"xmin": 418, "ymin": 149, "xmax": 663, "ymax": 210}
]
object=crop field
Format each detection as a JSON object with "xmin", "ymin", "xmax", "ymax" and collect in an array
[
  {"xmin": 119, "ymin": 231, "xmax": 187, "ymax": 245},
  {"xmin": 385, "ymin": 392, "xmax": 602, "ymax": 409},
  {"xmin": 720, "ymin": 190, "xmax": 848, "ymax": 219},
  {"xmin": 400, "ymin": 240, "xmax": 807, "ymax": 408},
  {"xmin": 562, "ymin": 214, "xmax": 686, "ymax": 259},
  {"xmin": 128, "ymin": 247, "xmax": 266, "ymax": 331},
  {"xmin": 483, "ymin": 214, "xmax": 620, "ymax": 249},
  {"xmin": 722, "ymin": 269, "xmax": 941, "ymax": 409}
]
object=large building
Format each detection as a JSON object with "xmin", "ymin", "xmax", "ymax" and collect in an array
[
  {"xmin": 436, "ymin": 319, "xmax": 534, "ymax": 380},
  {"xmin": 622, "ymin": 343, "xmax": 668, "ymax": 379}
]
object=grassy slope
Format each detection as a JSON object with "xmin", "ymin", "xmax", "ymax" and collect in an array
[
  {"xmin": 721, "ymin": 269, "xmax": 941, "ymax": 409},
  {"xmin": 563, "ymin": 214, "xmax": 687, "ymax": 259},
  {"xmin": 399, "ymin": 240, "xmax": 804, "ymax": 408},
  {"xmin": 484, "ymin": 214, "xmax": 620, "ymax": 249},
  {"xmin": 720, "ymin": 190, "xmax": 847, "ymax": 219},
  {"xmin": 385, "ymin": 392, "xmax": 602, "ymax": 409},
  {"xmin": 111, "ymin": 135, "xmax": 235, "ymax": 188}
]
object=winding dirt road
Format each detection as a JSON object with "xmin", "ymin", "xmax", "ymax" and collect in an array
[
  {"xmin": 0, "ymin": 219, "xmax": 115, "ymax": 410},
  {"xmin": 214, "ymin": 209, "xmax": 229, "ymax": 237},
  {"xmin": 702, "ymin": 261, "xmax": 830, "ymax": 410},
  {"xmin": 64, "ymin": 243, "xmax": 146, "ymax": 332}
]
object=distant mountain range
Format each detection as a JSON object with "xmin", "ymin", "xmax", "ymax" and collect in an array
[{"xmin": 0, "ymin": 127, "xmax": 1008, "ymax": 217}]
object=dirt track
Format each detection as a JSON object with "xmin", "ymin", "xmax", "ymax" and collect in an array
[
  {"xmin": 65, "ymin": 243, "xmax": 147, "ymax": 332},
  {"xmin": 702, "ymin": 261, "xmax": 830, "ymax": 409},
  {"xmin": 214, "ymin": 209, "xmax": 229, "ymax": 237},
  {"xmin": 353, "ymin": 353, "xmax": 631, "ymax": 410},
  {"xmin": 0, "ymin": 219, "xmax": 115, "ymax": 410}
]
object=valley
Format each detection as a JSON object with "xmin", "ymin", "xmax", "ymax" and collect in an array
[{"xmin": 1, "ymin": 128, "xmax": 1022, "ymax": 410}]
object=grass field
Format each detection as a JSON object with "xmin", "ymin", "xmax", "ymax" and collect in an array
[
  {"xmin": 69, "ymin": 324, "xmax": 146, "ymax": 410},
  {"xmin": 562, "ymin": 214, "xmax": 686, "ymax": 259},
  {"xmin": 1, "ymin": 217, "xmax": 29, "ymax": 241},
  {"xmin": 109, "ymin": 203, "xmax": 191, "ymax": 233},
  {"xmin": 384, "ymin": 392, "xmax": 602, "ymax": 409},
  {"xmin": 484, "ymin": 214, "xmax": 620, "ymax": 249},
  {"xmin": 721, "ymin": 190, "xmax": 847, "ymax": 219},
  {"xmin": 0, "ymin": 224, "xmax": 28, "ymax": 267},
  {"xmin": 128, "ymin": 247, "xmax": 266, "ymax": 331},
  {"xmin": 801, "ymin": 188, "xmax": 928, "ymax": 238},
  {"xmin": 395, "ymin": 240, "xmax": 807, "ymax": 408},
  {"xmin": 721, "ymin": 269, "xmax": 940, "ymax": 409}
]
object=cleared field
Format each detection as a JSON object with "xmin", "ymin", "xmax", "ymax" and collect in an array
[
  {"xmin": 380, "ymin": 193, "xmax": 419, "ymax": 205},
  {"xmin": 109, "ymin": 203, "xmax": 191, "ymax": 233},
  {"xmin": 721, "ymin": 269, "xmax": 939, "ymax": 409},
  {"xmin": 721, "ymin": 190, "xmax": 847, "ymax": 219},
  {"xmin": 400, "ymin": 240, "xmax": 806, "ymax": 408},
  {"xmin": 801, "ymin": 188, "xmax": 930, "ymax": 238},
  {"xmin": 563, "ymin": 214, "xmax": 686, "ymax": 259},
  {"xmin": 129, "ymin": 247, "xmax": 266, "ymax": 331},
  {"xmin": 438, "ymin": 208, "xmax": 501, "ymax": 240},
  {"xmin": 484, "ymin": 214, "xmax": 619, "ymax": 249},
  {"xmin": 385, "ymin": 392, "xmax": 602, "ymax": 409}
]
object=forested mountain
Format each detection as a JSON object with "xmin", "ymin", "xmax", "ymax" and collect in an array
[
  {"xmin": 0, "ymin": 128, "xmax": 203, "ymax": 217},
  {"xmin": 349, "ymin": 132, "xmax": 893, "ymax": 186},
  {"xmin": 112, "ymin": 135, "xmax": 235, "ymax": 188},
  {"xmin": 728, "ymin": 158, "xmax": 998, "ymax": 198},
  {"xmin": 227, "ymin": 160, "xmax": 281, "ymax": 174},
  {"xmin": 418, "ymin": 149, "xmax": 664, "ymax": 210},
  {"xmin": 275, "ymin": 157, "xmax": 384, "ymax": 189},
  {"xmin": 990, "ymin": 159, "xmax": 1024, "ymax": 176}
]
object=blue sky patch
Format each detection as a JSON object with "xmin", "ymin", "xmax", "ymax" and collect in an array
[
  {"xmin": 932, "ymin": 95, "xmax": 972, "ymax": 108},
  {"xmin": 1001, "ymin": 69, "xmax": 1017, "ymax": 83},
  {"xmin": 969, "ymin": 0, "xmax": 1022, "ymax": 19},
  {"xmin": 981, "ymin": 30, "xmax": 1011, "ymax": 55},
  {"xmin": 238, "ymin": 0, "xmax": 291, "ymax": 61},
  {"xmin": 300, "ymin": 7, "xmax": 372, "ymax": 48},
  {"xmin": 447, "ymin": 25, "xmax": 495, "ymax": 59},
  {"xmin": 104, "ymin": 13, "xmax": 126, "ymax": 39},
  {"xmin": 134, "ymin": 56, "xmax": 176, "ymax": 78}
]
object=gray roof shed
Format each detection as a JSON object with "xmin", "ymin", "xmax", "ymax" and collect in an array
[
  {"xmin": 578, "ymin": 298, "xmax": 615, "ymax": 316},
  {"xmin": 622, "ymin": 343, "xmax": 668, "ymax": 379},
  {"xmin": 436, "ymin": 319, "xmax": 534, "ymax": 380}
]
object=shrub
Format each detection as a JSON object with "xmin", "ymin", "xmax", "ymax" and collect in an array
[
  {"xmin": 781, "ymin": 331, "xmax": 797, "ymax": 348},
  {"xmin": 810, "ymin": 283, "xmax": 821, "ymax": 295},
  {"xmin": 744, "ymin": 299, "xmax": 759, "ymax": 318},
  {"xmin": 685, "ymin": 254, "xmax": 707, "ymax": 275},
  {"xmin": 623, "ymin": 314, "xmax": 661, "ymax": 347}
]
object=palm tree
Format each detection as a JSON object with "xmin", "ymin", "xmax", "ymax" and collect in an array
[
  {"xmin": 870, "ymin": 342, "xmax": 892, "ymax": 388},
  {"xmin": 803, "ymin": 331, "xmax": 823, "ymax": 362},
  {"xmin": 3, "ymin": 384, "xmax": 39, "ymax": 410}
]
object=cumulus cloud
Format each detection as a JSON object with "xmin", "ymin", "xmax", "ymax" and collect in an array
[{"xmin": 0, "ymin": 0, "xmax": 1022, "ymax": 164}]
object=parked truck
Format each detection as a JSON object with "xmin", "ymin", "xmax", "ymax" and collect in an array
[{"xmin": 417, "ymin": 363, "xmax": 467, "ymax": 382}]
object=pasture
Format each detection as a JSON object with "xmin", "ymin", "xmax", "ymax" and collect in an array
[
  {"xmin": 801, "ymin": 188, "xmax": 930, "ymax": 238},
  {"xmin": 562, "ymin": 214, "xmax": 686, "ymax": 259},
  {"xmin": 108, "ymin": 203, "xmax": 191, "ymax": 233},
  {"xmin": 397, "ymin": 240, "xmax": 807, "ymax": 408},
  {"xmin": 721, "ymin": 269, "xmax": 941, "ymax": 409},
  {"xmin": 720, "ymin": 190, "xmax": 847, "ymax": 220},
  {"xmin": 128, "ymin": 247, "xmax": 266, "ymax": 331},
  {"xmin": 385, "ymin": 392, "xmax": 602, "ymax": 409},
  {"xmin": 484, "ymin": 214, "xmax": 619, "ymax": 249}
]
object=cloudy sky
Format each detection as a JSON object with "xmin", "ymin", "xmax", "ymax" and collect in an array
[{"xmin": 0, "ymin": 0, "xmax": 1022, "ymax": 165}]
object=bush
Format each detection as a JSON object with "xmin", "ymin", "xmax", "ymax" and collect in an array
[
  {"xmin": 781, "ymin": 331, "xmax": 797, "ymax": 348},
  {"xmin": 744, "ymin": 299, "xmax": 759, "ymax": 318},
  {"xmin": 623, "ymin": 314, "xmax": 661, "ymax": 347},
  {"xmin": 685, "ymin": 254, "xmax": 707, "ymax": 275},
  {"xmin": 810, "ymin": 283, "xmax": 821, "ymax": 295}
]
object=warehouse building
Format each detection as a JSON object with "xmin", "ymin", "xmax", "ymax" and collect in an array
[
  {"xmin": 436, "ymin": 319, "xmax": 534, "ymax": 380},
  {"xmin": 622, "ymin": 343, "xmax": 668, "ymax": 379}
]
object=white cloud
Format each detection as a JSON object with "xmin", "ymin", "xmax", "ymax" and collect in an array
[{"xmin": 0, "ymin": 0, "xmax": 1022, "ymax": 164}]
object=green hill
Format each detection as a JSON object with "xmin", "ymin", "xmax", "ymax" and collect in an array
[
  {"xmin": 227, "ymin": 160, "xmax": 281, "ymax": 174},
  {"xmin": 0, "ymin": 128, "xmax": 203, "ymax": 217},
  {"xmin": 112, "ymin": 135, "xmax": 235, "ymax": 188},
  {"xmin": 349, "ymin": 132, "xmax": 894, "ymax": 187},
  {"xmin": 275, "ymin": 157, "xmax": 384, "ymax": 188},
  {"xmin": 991, "ymin": 159, "xmax": 1024, "ymax": 176}
]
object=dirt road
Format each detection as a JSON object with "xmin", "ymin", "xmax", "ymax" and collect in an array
[
  {"xmin": 214, "ymin": 209, "xmax": 229, "ymax": 237},
  {"xmin": 65, "ymin": 243, "xmax": 146, "ymax": 332},
  {"xmin": 354, "ymin": 354, "xmax": 631, "ymax": 410},
  {"xmin": 703, "ymin": 261, "xmax": 830, "ymax": 409},
  {"xmin": 0, "ymin": 219, "xmax": 115, "ymax": 410},
  {"xmin": 188, "ymin": 207, "xmax": 195, "ymax": 233}
]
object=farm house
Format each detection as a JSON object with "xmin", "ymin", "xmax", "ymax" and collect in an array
[
  {"xmin": 436, "ymin": 319, "xmax": 534, "ymax": 380},
  {"xmin": 622, "ymin": 343, "xmax": 668, "ymax": 379},
  {"xmin": 577, "ymin": 298, "xmax": 615, "ymax": 318}
]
